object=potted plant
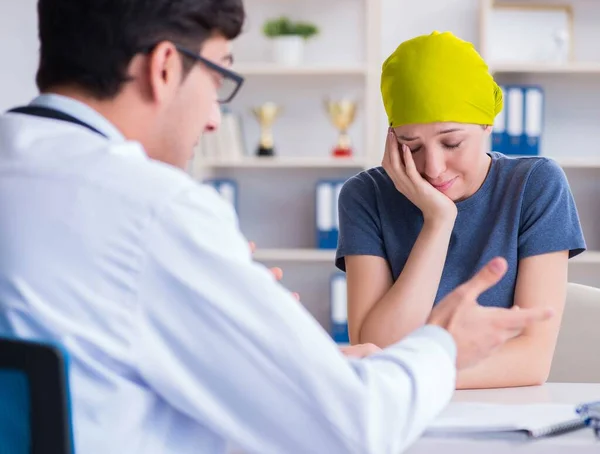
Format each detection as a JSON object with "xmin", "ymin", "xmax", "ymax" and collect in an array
[{"xmin": 263, "ymin": 17, "xmax": 319, "ymax": 66}]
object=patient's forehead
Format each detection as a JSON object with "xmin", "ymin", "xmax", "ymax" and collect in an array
[{"xmin": 393, "ymin": 122, "xmax": 476, "ymax": 140}]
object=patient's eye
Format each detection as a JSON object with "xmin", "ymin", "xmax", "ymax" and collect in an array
[{"xmin": 443, "ymin": 142, "xmax": 462, "ymax": 150}]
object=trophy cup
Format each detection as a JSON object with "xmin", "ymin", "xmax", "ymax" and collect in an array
[
  {"xmin": 252, "ymin": 102, "xmax": 282, "ymax": 157},
  {"xmin": 324, "ymin": 98, "xmax": 357, "ymax": 158}
]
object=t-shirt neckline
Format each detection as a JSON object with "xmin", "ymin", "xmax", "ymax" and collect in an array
[{"xmin": 455, "ymin": 152, "xmax": 498, "ymax": 211}]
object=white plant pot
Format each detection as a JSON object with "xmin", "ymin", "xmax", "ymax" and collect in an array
[{"xmin": 272, "ymin": 36, "xmax": 305, "ymax": 66}]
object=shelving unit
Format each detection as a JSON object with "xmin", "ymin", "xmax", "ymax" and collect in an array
[
  {"xmin": 505, "ymin": 156, "xmax": 600, "ymax": 169},
  {"xmin": 555, "ymin": 157, "xmax": 600, "ymax": 169},
  {"xmin": 479, "ymin": 0, "xmax": 600, "ymax": 288},
  {"xmin": 233, "ymin": 64, "xmax": 369, "ymax": 76},
  {"xmin": 189, "ymin": 0, "xmax": 383, "ymax": 331},
  {"xmin": 490, "ymin": 62, "xmax": 600, "ymax": 74},
  {"xmin": 571, "ymin": 251, "xmax": 600, "ymax": 265},
  {"xmin": 192, "ymin": 0, "xmax": 383, "ymax": 170},
  {"xmin": 253, "ymin": 248, "xmax": 335, "ymax": 262},
  {"xmin": 200, "ymin": 156, "xmax": 368, "ymax": 169}
]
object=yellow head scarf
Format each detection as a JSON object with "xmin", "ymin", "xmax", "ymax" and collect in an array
[{"xmin": 381, "ymin": 31, "xmax": 503, "ymax": 127}]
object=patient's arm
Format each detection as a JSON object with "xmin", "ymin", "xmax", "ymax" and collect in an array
[{"xmin": 456, "ymin": 250, "xmax": 568, "ymax": 389}]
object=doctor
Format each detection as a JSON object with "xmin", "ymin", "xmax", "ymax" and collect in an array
[{"xmin": 0, "ymin": 1, "xmax": 553, "ymax": 453}]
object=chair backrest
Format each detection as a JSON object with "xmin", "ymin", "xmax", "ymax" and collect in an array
[
  {"xmin": 0, "ymin": 338, "xmax": 74, "ymax": 454},
  {"xmin": 549, "ymin": 282, "xmax": 600, "ymax": 383}
]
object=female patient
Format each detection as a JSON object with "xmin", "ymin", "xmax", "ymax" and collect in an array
[{"xmin": 335, "ymin": 31, "xmax": 586, "ymax": 389}]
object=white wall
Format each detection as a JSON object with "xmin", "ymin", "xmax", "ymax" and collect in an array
[
  {"xmin": 381, "ymin": 0, "xmax": 481, "ymax": 57},
  {"xmin": 0, "ymin": 0, "xmax": 39, "ymax": 111}
]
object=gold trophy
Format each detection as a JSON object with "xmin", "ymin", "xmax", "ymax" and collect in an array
[
  {"xmin": 324, "ymin": 98, "xmax": 357, "ymax": 158},
  {"xmin": 252, "ymin": 102, "xmax": 282, "ymax": 157}
]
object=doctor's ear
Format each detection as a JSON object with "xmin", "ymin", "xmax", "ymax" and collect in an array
[{"xmin": 145, "ymin": 41, "xmax": 183, "ymax": 104}]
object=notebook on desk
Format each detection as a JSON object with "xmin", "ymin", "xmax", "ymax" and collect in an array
[{"xmin": 425, "ymin": 403, "xmax": 587, "ymax": 440}]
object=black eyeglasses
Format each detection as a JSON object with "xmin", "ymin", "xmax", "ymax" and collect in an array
[{"xmin": 141, "ymin": 44, "xmax": 244, "ymax": 104}]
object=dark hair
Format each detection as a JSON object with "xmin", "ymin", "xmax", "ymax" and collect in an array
[{"xmin": 35, "ymin": 0, "xmax": 245, "ymax": 99}]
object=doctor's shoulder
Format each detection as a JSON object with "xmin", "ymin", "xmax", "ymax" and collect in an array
[{"xmin": 124, "ymin": 149, "xmax": 238, "ymax": 225}]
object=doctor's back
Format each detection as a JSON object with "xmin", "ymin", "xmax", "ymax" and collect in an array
[
  {"xmin": 0, "ymin": 107, "xmax": 228, "ymax": 452},
  {"xmin": 0, "ymin": 0, "xmax": 259, "ymax": 452}
]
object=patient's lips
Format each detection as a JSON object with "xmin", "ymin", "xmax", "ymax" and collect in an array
[{"xmin": 430, "ymin": 176, "xmax": 457, "ymax": 193}]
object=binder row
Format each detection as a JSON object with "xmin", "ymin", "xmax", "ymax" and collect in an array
[
  {"xmin": 315, "ymin": 180, "xmax": 346, "ymax": 249},
  {"xmin": 201, "ymin": 179, "xmax": 348, "ymax": 249},
  {"xmin": 330, "ymin": 273, "xmax": 349, "ymax": 344},
  {"xmin": 492, "ymin": 85, "xmax": 544, "ymax": 156},
  {"xmin": 204, "ymin": 178, "xmax": 238, "ymax": 212},
  {"xmin": 203, "ymin": 178, "xmax": 351, "ymax": 344}
]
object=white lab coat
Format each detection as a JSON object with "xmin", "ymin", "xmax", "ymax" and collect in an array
[{"xmin": 0, "ymin": 95, "xmax": 457, "ymax": 454}]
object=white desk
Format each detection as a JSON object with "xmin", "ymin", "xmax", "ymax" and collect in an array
[{"xmin": 407, "ymin": 383, "xmax": 600, "ymax": 454}]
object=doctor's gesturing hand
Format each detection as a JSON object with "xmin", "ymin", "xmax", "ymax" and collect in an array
[
  {"xmin": 382, "ymin": 128, "xmax": 457, "ymax": 225},
  {"xmin": 428, "ymin": 257, "xmax": 554, "ymax": 369}
]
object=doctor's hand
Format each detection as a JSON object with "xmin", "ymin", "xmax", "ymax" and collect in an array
[
  {"xmin": 249, "ymin": 241, "xmax": 300, "ymax": 300},
  {"xmin": 382, "ymin": 128, "xmax": 457, "ymax": 224},
  {"xmin": 427, "ymin": 257, "xmax": 554, "ymax": 370}
]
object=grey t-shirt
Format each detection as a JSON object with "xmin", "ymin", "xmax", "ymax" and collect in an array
[{"xmin": 335, "ymin": 152, "xmax": 586, "ymax": 308}]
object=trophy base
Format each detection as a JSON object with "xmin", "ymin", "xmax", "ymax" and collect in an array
[
  {"xmin": 332, "ymin": 147, "xmax": 353, "ymax": 158},
  {"xmin": 256, "ymin": 146, "xmax": 275, "ymax": 157}
]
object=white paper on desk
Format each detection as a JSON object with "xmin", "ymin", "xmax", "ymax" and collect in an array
[{"xmin": 425, "ymin": 403, "xmax": 581, "ymax": 439}]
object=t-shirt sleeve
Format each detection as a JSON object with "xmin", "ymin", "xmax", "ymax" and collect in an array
[
  {"xmin": 518, "ymin": 158, "xmax": 586, "ymax": 260},
  {"xmin": 335, "ymin": 174, "xmax": 387, "ymax": 271}
]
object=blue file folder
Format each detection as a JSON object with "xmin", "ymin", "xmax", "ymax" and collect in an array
[
  {"xmin": 316, "ymin": 179, "xmax": 346, "ymax": 249},
  {"xmin": 523, "ymin": 86, "xmax": 544, "ymax": 156},
  {"xmin": 506, "ymin": 85, "xmax": 525, "ymax": 155},
  {"xmin": 502, "ymin": 85, "xmax": 544, "ymax": 156},
  {"xmin": 330, "ymin": 273, "xmax": 349, "ymax": 344}
]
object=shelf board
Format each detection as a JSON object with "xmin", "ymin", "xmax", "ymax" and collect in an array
[
  {"xmin": 490, "ymin": 62, "xmax": 600, "ymax": 74},
  {"xmin": 252, "ymin": 249, "xmax": 600, "ymax": 264},
  {"xmin": 233, "ymin": 63, "xmax": 368, "ymax": 76},
  {"xmin": 500, "ymin": 156, "xmax": 600, "ymax": 169},
  {"xmin": 554, "ymin": 157, "xmax": 600, "ymax": 169},
  {"xmin": 253, "ymin": 248, "xmax": 336, "ymax": 262},
  {"xmin": 199, "ymin": 156, "xmax": 368, "ymax": 169},
  {"xmin": 571, "ymin": 251, "xmax": 600, "ymax": 265},
  {"xmin": 201, "ymin": 155, "xmax": 600, "ymax": 170}
]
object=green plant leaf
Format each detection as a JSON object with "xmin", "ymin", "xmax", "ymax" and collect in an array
[{"xmin": 262, "ymin": 16, "xmax": 319, "ymax": 39}]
